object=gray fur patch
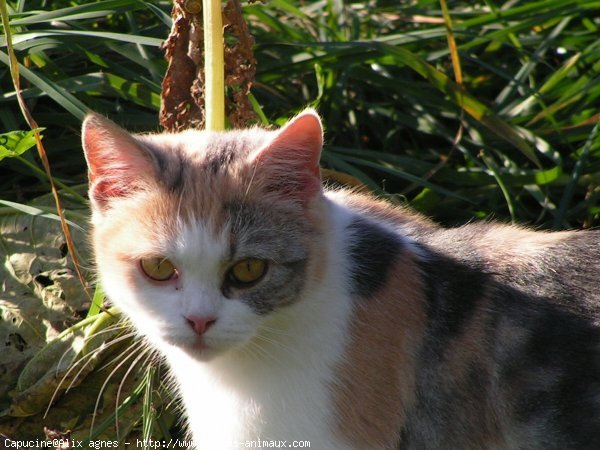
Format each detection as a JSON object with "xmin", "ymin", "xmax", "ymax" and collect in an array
[
  {"xmin": 223, "ymin": 200, "xmax": 312, "ymax": 314},
  {"xmin": 346, "ymin": 217, "xmax": 403, "ymax": 298}
]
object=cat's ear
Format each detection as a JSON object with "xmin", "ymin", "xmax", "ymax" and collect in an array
[
  {"xmin": 253, "ymin": 109, "xmax": 323, "ymax": 202},
  {"xmin": 82, "ymin": 114, "xmax": 153, "ymax": 210}
]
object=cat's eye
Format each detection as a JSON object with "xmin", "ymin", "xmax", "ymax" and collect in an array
[
  {"xmin": 140, "ymin": 257, "xmax": 178, "ymax": 281},
  {"xmin": 228, "ymin": 258, "xmax": 267, "ymax": 287}
]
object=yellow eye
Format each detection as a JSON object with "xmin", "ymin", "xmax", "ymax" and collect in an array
[
  {"xmin": 140, "ymin": 257, "xmax": 177, "ymax": 281},
  {"xmin": 229, "ymin": 258, "xmax": 267, "ymax": 286}
]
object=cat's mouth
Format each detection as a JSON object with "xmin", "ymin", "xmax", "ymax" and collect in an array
[
  {"xmin": 190, "ymin": 337, "xmax": 209, "ymax": 352},
  {"xmin": 164, "ymin": 333, "xmax": 228, "ymax": 360},
  {"xmin": 160, "ymin": 327, "xmax": 247, "ymax": 360},
  {"xmin": 161, "ymin": 333, "xmax": 208, "ymax": 351},
  {"xmin": 182, "ymin": 338, "xmax": 227, "ymax": 361}
]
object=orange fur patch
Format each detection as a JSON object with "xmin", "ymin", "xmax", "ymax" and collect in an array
[
  {"xmin": 332, "ymin": 251, "xmax": 427, "ymax": 449},
  {"xmin": 332, "ymin": 189, "xmax": 440, "ymax": 232}
]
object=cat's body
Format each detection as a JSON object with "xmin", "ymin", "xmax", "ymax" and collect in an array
[{"xmin": 82, "ymin": 111, "xmax": 600, "ymax": 449}]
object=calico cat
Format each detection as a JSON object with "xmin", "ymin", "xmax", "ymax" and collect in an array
[{"xmin": 82, "ymin": 110, "xmax": 600, "ymax": 449}]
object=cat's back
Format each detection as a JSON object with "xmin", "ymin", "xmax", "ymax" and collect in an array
[
  {"xmin": 335, "ymin": 188, "xmax": 600, "ymax": 311},
  {"xmin": 330, "ymin": 189, "xmax": 600, "ymax": 449},
  {"xmin": 423, "ymin": 221, "xmax": 600, "ymax": 310}
]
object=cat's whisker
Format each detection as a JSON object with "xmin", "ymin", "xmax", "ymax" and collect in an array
[
  {"xmin": 89, "ymin": 343, "xmax": 147, "ymax": 439},
  {"xmin": 96, "ymin": 335, "xmax": 140, "ymax": 371},
  {"xmin": 52, "ymin": 321, "xmax": 126, "ymax": 379},
  {"xmin": 44, "ymin": 354, "xmax": 94, "ymax": 419},
  {"xmin": 251, "ymin": 335, "xmax": 298, "ymax": 365},
  {"xmin": 245, "ymin": 337, "xmax": 282, "ymax": 364},
  {"xmin": 114, "ymin": 345, "xmax": 156, "ymax": 438},
  {"xmin": 254, "ymin": 325, "xmax": 303, "ymax": 356},
  {"xmin": 241, "ymin": 341, "xmax": 266, "ymax": 363},
  {"xmin": 63, "ymin": 334, "xmax": 136, "ymax": 393},
  {"xmin": 176, "ymin": 182, "xmax": 187, "ymax": 224},
  {"xmin": 80, "ymin": 325, "xmax": 133, "ymax": 350},
  {"xmin": 44, "ymin": 328, "xmax": 136, "ymax": 418},
  {"xmin": 243, "ymin": 161, "xmax": 259, "ymax": 201},
  {"xmin": 257, "ymin": 323, "xmax": 296, "ymax": 339}
]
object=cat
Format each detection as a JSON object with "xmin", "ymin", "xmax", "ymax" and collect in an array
[{"xmin": 82, "ymin": 110, "xmax": 600, "ymax": 450}]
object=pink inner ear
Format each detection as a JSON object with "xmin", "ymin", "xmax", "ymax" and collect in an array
[
  {"xmin": 253, "ymin": 110, "xmax": 324, "ymax": 202},
  {"xmin": 272, "ymin": 110, "xmax": 323, "ymax": 177},
  {"xmin": 82, "ymin": 114, "xmax": 153, "ymax": 208}
]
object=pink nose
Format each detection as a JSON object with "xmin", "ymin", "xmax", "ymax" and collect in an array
[{"xmin": 186, "ymin": 316, "xmax": 216, "ymax": 335}]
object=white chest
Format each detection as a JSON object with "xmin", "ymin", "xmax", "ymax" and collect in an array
[{"xmin": 167, "ymin": 331, "xmax": 355, "ymax": 449}]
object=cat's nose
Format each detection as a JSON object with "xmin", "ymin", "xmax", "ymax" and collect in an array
[{"xmin": 186, "ymin": 315, "xmax": 217, "ymax": 335}]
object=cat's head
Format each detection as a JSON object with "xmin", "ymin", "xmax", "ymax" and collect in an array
[{"xmin": 82, "ymin": 111, "xmax": 326, "ymax": 360}]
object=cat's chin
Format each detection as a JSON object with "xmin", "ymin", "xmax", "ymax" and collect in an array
[
  {"xmin": 161, "ymin": 335, "xmax": 236, "ymax": 362},
  {"xmin": 180, "ymin": 341, "xmax": 225, "ymax": 361}
]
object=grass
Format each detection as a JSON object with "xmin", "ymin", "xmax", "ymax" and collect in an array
[{"xmin": 0, "ymin": 0, "xmax": 599, "ymax": 444}]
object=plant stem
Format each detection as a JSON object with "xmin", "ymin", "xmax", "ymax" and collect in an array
[{"xmin": 203, "ymin": 0, "xmax": 225, "ymax": 131}]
